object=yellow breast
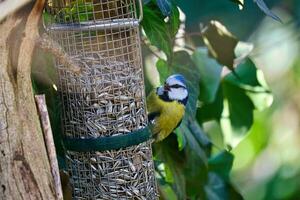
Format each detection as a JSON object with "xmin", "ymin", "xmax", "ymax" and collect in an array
[{"xmin": 147, "ymin": 90, "xmax": 185, "ymax": 142}]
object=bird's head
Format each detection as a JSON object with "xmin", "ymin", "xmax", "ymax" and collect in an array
[{"xmin": 157, "ymin": 74, "xmax": 188, "ymax": 105}]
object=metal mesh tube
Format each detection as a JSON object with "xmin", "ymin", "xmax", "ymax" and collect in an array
[{"xmin": 45, "ymin": 0, "xmax": 158, "ymax": 199}]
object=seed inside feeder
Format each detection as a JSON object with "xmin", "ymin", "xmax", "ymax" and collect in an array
[{"xmin": 46, "ymin": 0, "xmax": 158, "ymax": 198}]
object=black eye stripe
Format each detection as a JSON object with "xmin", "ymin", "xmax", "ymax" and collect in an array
[{"xmin": 170, "ymin": 84, "xmax": 186, "ymax": 89}]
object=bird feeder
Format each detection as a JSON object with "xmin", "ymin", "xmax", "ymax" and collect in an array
[{"xmin": 44, "ymin": 0, "xmax": 158, "ymax": 199}]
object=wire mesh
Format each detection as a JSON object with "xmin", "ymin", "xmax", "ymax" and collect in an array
[
  {"xmin": 45, "ymin": 0, "xmax": 137, "ymax": 24},
  {"xmin": 45, "ymin": 0, "xmax": 158, "ymax": 199}
]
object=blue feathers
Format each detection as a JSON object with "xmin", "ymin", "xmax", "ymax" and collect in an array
[{"xmin": 168, "ymin": 74, "xmax": 186, "ymax": 85}]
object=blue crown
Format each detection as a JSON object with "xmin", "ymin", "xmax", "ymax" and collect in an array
[{"xmin": 168, "ymin": 74, "xmax": 186, "ymax": 85}]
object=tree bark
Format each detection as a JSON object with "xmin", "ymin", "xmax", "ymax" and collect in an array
[{"xmin": 0, "ymin": 0, "xmax": 57, "ymax": 199}]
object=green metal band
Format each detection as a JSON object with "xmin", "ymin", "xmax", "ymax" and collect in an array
[{"xmin": 63, "ymin": 127, "xmax": 151, "ymax": 152}]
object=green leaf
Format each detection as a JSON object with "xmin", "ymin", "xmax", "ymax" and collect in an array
[
  {"xmin": 192, "ymin": 48, "xmax": 222, "ymax": 103},
  {"xmin": 171, "ymin": 51, "xmax": 201, "ymax": 117},
  {"xmin": 197, "ymin": 87, "xmax": 223, "ymax": 123},
  {"xmin": 254, "ymin": 0, "xmax": 282, "ymax": 22},
  {"xmin": 159, "ymin": 183, "xmax": 178, "ymax": 200},
  {"xmin": 224, "ymin": 59, "xmax": 260, "ymax": 86},
  {"xmin": 179, "ymin": 119, "xmax": 208, "ymax": 164},
  {"xmin": 156, "ymin": 58, "xmax": 169, "ymax": 84},
  {"xmin": 142, "ymin": 5, "xmax": 172, "ymax": 57},
  {"xmin": 201, "ymin": 20, "xmax": 238, "ymax": 70},
  {"xmin": 224, "ymin": 58, "xmax": 273, "ymax": 111},
  {"xmin": 175, "ymin": 128, "xmax": 187, "ymax": 151},
  {"xmin": 227, "ymin": 183, "xmax": 244, "ymax": 200},
  {"xmin": 168, "ymin": 5, "xmax": 180, "ymax": 38},
  {"xmin": 221, "ymin": 58, "xmax": 272, "ymax": 147},
  {"xmin": 142, "ymin": 2, "xmax": 180, "ymax": 58},
  {"xmin": 205, "ymin": 173, "xmax": 227, "ymax": 200},
  {"xmin": 221, "ymin": 80, "xmax": 254, "ymax": 147},
  {"xmin": 188, "ymin": 119, "xmax": 211, "ymax": 149},
  {"xmin": 205, "ymin": 173, "xmax": 244, "ymax": 200},
  {"xmin": 247, "ymin": 89, "xmax": 273, "ymax": 111},
  {"xmin": 184, "ymin": 148, "xmax": 207, "ymax": 198},
  {"xmin": 208, "ymin": 151, "xmax": 234, "ymax": 181},
  {"xmin": 154, "ymin": 135, "xmax": 186, "ymax": 199}
]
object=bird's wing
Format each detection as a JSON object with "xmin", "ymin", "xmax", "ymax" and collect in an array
[{"xmin": 146, "ymin": 90, "xmax": 162, "ymax": 117}]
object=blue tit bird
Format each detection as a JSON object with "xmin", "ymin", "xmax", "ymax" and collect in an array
[{"xmin": 147, "ymin": 74, "xmax": 188, "ymax": 142}]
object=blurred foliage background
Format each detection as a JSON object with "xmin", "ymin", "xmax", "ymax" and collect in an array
[
  {"xmin": 33, "ymin": 0, "xmax": 300, "ymax": 199},
  {"xmin": 141, "ymin": 0, "xmax": 300, "ymax": 199},
  {"xmin": 188, "ymin": 0, "xmax": 300, "ymax": 199}
]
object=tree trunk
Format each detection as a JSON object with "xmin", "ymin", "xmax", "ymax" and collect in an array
[{"xmin": 0, "ymin": 1, "xmax": 57, "ymax": 199}]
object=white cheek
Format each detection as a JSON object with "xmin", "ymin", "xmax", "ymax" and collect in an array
[
  {"xmin": 168, "ymin": 88, "xmax": 188, "ymax": 100},
  {"xmin": 157, "ymin": 86, "xmax": 164, "ymax": 95}
]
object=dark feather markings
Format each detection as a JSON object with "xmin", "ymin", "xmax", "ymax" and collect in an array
[
  {"xmin": 148, "ymin": 111, "xmax": 160, "ymax": 122},
  {"xmin": 158, "ymin": 91, "xmax": 173, "ymax": 102},
  {"xmin": 179, "ymin": 95, "xmax": 188, "ymax": 105},
  {"xmin": 148, "ymin": 111, "xmax": 161, "ymax": 140}
]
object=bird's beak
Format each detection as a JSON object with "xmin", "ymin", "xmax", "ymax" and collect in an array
[{"xmin": 164, "ymin": 84, "xmax": 171, "ymax": 91}]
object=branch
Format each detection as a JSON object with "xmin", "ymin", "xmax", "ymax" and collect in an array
[
  {"xmin": 35, "ymin": 95, "xmax": 63, "ymax": 200},
  {"xmin": 141, "ymin": 38, "xmax": 163, "ymax": 59}
]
